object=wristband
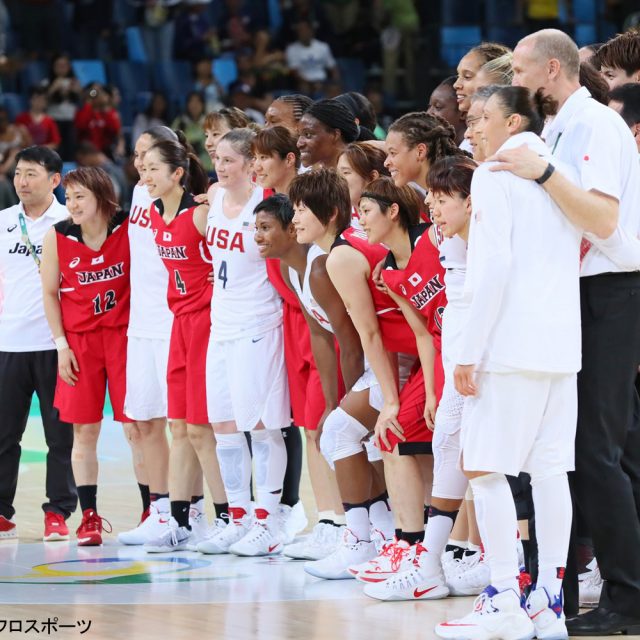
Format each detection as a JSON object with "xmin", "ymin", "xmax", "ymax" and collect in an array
[
  {"xmin": 54, "ymin": 336, "xmax": 69, "ymax": 351},
  {"xmin": 535, "ymin": 162, "xmax": 555, "ymax": 185}
]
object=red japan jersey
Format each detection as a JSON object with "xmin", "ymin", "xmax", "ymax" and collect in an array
[
  {"xmin": 149, "ymin": 192, "xmax": 213, "ymax": 317},
  {"xmin": 332, "ymin": 227, "xmax": 417, "ymax": 355},
  {"xmin": 55, "ymin": 211, "xmax": 130, "ymax": 332},
  {"xmin": 381, "ymin": 223, "xmax": 447, "ymax": 351},
  {"xmin": 266, "ymin": 258, "xmax": 300, "ymax": 307}
]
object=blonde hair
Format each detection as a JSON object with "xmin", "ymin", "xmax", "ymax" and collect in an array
[{"xmin": 480, "ymin": 52, "xmax": 514, "ymax": 85}]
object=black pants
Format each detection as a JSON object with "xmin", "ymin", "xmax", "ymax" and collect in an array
[
  {"xmin": 564, "ymin": 272, "xmax": 640, "ymax": 617},
  {"xmin": 0, "ymin": 350, "xmax": 76, "ymax": 519}
]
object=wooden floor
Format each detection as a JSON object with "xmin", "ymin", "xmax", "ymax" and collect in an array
[{"xmin": 2, "ymin": 417, "xmax": 636, "ymax": 640}]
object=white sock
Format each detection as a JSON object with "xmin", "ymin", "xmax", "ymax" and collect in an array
[
  {"xmin": 332, "ymin": 512, "xmax": 346, "ymax": 526},
  {"xmin": 468, "ymin": 542, "xmax": 483, "ymax": 554},
  {"xmin": 422, "ymin": 508, "xmax": 458, "ymax": 573},
  {"xmin": 532, "ymin": 472, "xmax": 572, "ymax": 597},
  {"xmin": 318, "ymin": 510, "xmax": 334, "ymax": 522},
  {"xmin": 251, "ymin": 429, "xmax": 287, "ymax": 516},
  {"xmin": 448, "ymin": 538, "xmax": 468, "ymax": 549},
  {"xmin": 345, "ymin": 506, "xmax": 371, "ymax": 541},
  {"xmin": 153, "ymin": 497, "xmax": 170, "ymax": 514},
  {"xmin": 470, "ymin": 473, "xmax": 520, "ymax": 594},
  {"xmin": 368, "ymin": 493, "xmax": 395, "ymax": 539},
  {"xmin": 215, "ymin": 432, "xmax": 252, "ymax": 514}
]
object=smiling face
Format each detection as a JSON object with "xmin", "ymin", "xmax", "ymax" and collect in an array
[
  {"xmin": 453, "ymin": 51, "xmax": 484, "ymax": 113},
  {"xmin": 358, "ymin": 197, "xmax": 395, "ymax": 245},
  {"xmin": 214, "ymin": 139, "xmax": 252, "ymax": 189},
  {"xmin": 431, "ymin": 190, "xmax": 471, "ymax": 238},
  {"xmin": 254, "ymin": 210, "xmax": 297, "ymax": 258},
  {"xmin": 384, "ymin": 130, "xmax": 423, "ymax": 187},
  {"xmin": 337, "ymin": 153, "xmax": 370, "ymax": 208},
  {"xmin": 143, "ymin": 147, "xmax": 183, "ymax": 199},
  {"xmin": 477, "ymin": 94, "xmax": 513, "ymax": 157},
  {"xmin": 254, "ymin": 150, "xmax": 292, "ymax": 191},
  {"xmin": 265, "ymin": 101, "xmax": 298, "ymax": 134},
  {"xmin": 428, "ymin": 83, "xmax": 461, "ymax": 128},
  {"xmin": 297, "ymin": 114, "xmax": 338, "ymax": 167},
  {"xmin": 205, "ymin": 122, "xmax": 231, "ymax": 163},
  {"xmin": 65, "ymin": 182, "xmax": 100, "ymax": 225},
  {"xmin": 292, "ymin": 201, "xmax": 327, "ymax": 244},
  {"xmin": 464, "ymin": 99, "xmax": 488, "ymax": 161}
]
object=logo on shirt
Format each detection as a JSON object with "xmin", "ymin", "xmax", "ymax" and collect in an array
[
  {"xmin": 6, "ymin": 224, "xmax": 17, "ymax": 233},
  {"xmin": 206, "ymin": 227, "xmax": 246, "ymax": 252},
  {"xmin": 409, "ymin": 274, "xmax": 445, "ymax": 311},
  {"xmin": 163, "ymin": 231, "xmax": 172, "ymax": 242},
  {"xmin": 69, "ymin": 257, "xmax": 80, "ymax": 268},
  {"xmin": 91, "ymin": 255, "xmax": 105, "ymax": 265},
  {"xmin": 8, "ymin": 242, "xmax": 42, "ymax": 256},
  {"xmin": 76, "ymin": 262, "xmax": 125, "ymax": 285},
  {"xmin": 157, "ymin": 245, "xmax": 188, "ymax": 260}
]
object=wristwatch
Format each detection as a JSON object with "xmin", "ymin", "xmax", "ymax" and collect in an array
[{"xmin": 535, "ymin": 162, "xmax": 555, "ymax": 185}]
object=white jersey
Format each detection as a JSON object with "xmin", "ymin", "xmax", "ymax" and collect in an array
[
  {"xmin": 288, "ymin": 244, "xmax": 334, "ymax": 333},
  {"xmin": 0, "ymin": 197, "xmax": 68, "ymax": 351},
  {"xmin": 128, "ymin": 184, "xmax": 173, "ymax": 339},
  {"xmin": 207, "ymin": 186, "xmax": 282, "ymax": 341}
]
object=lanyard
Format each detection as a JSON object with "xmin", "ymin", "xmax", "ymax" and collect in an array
[
  {"xmin": 18, "ymin": 211, "xmax": 41, "ymax": 271},
  {"xmin": 550, "ymin": 131, "xmax": 563, "ymax": 155}
]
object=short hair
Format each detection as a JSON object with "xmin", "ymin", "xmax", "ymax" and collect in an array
[
  {"xmin": 609, "ymin": 82, "xmax": 640, "ymax": 126},
  {"xmin": 596, "ymin": 29, "xmax": 640, "ymax": 75},
  {"xmin": 253, "ymin": 193, "xmax": 294, "ymax": 229},
  {"xmin": 339, "ymin": 142, "xmax": 389, "ymax": 181},
  {"xmin": 427, "ymin": 156, "xmax": 478, "ymax": 199},
  {"xmin": 15, "ymin": 146, "xmax": 62, "ymax": 174},
  {"xmin": 490, "ymin": 86, "xmax": 557, "ymax": 136},
  {"xmin": 203, "ymin": 106, "xmax": 252, "ymax": 132},
  {"xmin": 359, "ymin": 177, "xmax": 422, "ymax": 231},
  {"xmin": 218, "ymin": 127, "xmax": 256, "ymax": 161},
  {"xmin": 252, "ymin": 126, "xmax": 301, "ymax": 168},
  {"xmin": 521, "ymin": 29, "xmax": 581, "ymax": 79},
  {"xmin": 288, "ymin": 167, "xmax": 351, "ymax": 235},
  {"xmin": 480, "ymin": 52, "xmax": 514, "ymax": 85},
  {"xmin": 62, "ymin": 167, "xmax": 118, "ymax": 220}
]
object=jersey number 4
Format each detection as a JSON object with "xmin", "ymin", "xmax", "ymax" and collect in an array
[
  {"xmin": 174, "ymin": 269, "xmax": 187, "ymax": 295},
  {"xmin": 92, "ymin": 290, "xmax": 116, "ymax": 315},
  {"xmin": 217, "ymin": 260, "xmax": 228, "ymax": 289}
]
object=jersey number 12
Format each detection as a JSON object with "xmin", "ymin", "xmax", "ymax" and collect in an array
[{"xmin": 93, "ymin": 290, "xmax": 116, "ymax": 315}]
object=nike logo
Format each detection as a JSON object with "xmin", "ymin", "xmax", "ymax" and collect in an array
[
  {"xmin": 413, "ymin": 586, "xmax": 438, "ymax": 598},
  {"xmin": 268, "ymin": 544, "xmax": 280, "ymax": 553},
  {"xmin": 7, "ymin": 224, "xmax": 17, "ymax": 232},
  {"xmin": 252, "ymin": 337, "xmax": 265, "ymax": 343}
]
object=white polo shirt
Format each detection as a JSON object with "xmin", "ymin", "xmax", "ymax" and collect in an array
[
  {"xmin": 0, "ymin": 196, "xmax": 69, "ymax": 352},
  {"xmin": 285, "ymin": 39, "xmax": 336, "ymax": 83},
  {"xmin": 544, "ymin": 87, "xmax": 640, "ymax": 277}
]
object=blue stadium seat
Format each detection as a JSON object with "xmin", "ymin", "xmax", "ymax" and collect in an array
[
  {"xmin": 72, "ymin": 60, "xmax": 107, "ymax": 87},
  {"xmin": 573, "ymin": 0, "xmax": 597, "ymax": 22},
  {"xmin": 126, "ymin": 26, "xmax": 148, "ymax": 63},
  {"xmin": 574, "ymin": 24, "xmax": 597, "ymax": 47},
  {"xmin": 152, "ymin": 61, "xmax": 193, "ymax": 96},
  {"xmin": 212, "ymin": 57, "xmax": 238, "ymax": 93},
  {"xmin": 486, "ymin": 26, "xmax": 526, "ymax": 49},
  {"xmin": 107, "ymin": 61, "xmax": 151, "ymax": 95},
  {"xmin": 440, "ymin": 26, "xmax": 482, "ymax": 68},
  {"xmin": 19, "ymin": 61, "xmax": 48, "ymax": 93},
  {"xmin": 268, "ymin": 0, "xmax": 283, "ymax": 34},
  {"xmin": 1, "ymin": 93, "xmax": 26, "ymax": 120},
  {"xmin": 62, "ymin": 161, "xmax": 77, "ymax": 176},
  {"xmin": 336, "ymin": 58, "xmax": 366, "ymax": 94}
]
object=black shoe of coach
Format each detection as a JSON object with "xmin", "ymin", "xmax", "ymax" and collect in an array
[{"xmin": 566, "ymin": 608, "xmax": 640, "ymax": 636}]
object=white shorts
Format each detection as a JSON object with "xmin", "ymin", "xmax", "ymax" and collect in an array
[
  {"xmin": 206, "ymin": 326, "xmax": 290, "ymax": 431},
  {"xmin": 124, "ymin": 336, "xmax": 170, "ymax": 421},
  {"xmin": 460, "ymin": 370, "xmax": 577, "ymax": 477}
]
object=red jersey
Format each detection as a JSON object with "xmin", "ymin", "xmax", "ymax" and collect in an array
[
  {"xmin": 332, "ymin": 227, "xmax": 417, "ymax": 355},
  {"xmin": 266, "ymin": 258, "xmax": 300, "ymax": 307},
  {"xmin": 149, "ymin": 192, "xmax": 213, "ymax": 316},
  {"xmin": 381, "ymin": 223, "xmax": 447, "ymax": 351},
  {"xmin": 55, "ymin": 211, "xmax": 130, "ymax": 332}
]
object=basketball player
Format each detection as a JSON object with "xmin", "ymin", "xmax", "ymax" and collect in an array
[{"xmin": 264, "ymin": 95, "xmax": 314, "ymax": 135}]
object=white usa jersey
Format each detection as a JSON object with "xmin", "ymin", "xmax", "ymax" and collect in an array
[
  {"xmin": 288, "ymin": 244, "xmax": 334, "ymax": 333},
  {"xmin": 207, "ymin": 186, "xmax": 282, "ymax": 341},
  {"xmin": 127, "ymin": 184, "xmax": 173, "ymax": 339}
]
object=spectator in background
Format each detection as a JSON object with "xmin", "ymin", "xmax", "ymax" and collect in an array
[
  {"xmin": 193, "ymin": 59, "xmax": 225, "ymax": 113},
  {"xmin": 16, "ymin": 87, "xmax": 61, "ymax": 150},
  {"xmin": 71, "ymin": 0, "xmax": 114, "ymax": 59},
  {"xmin": 227, "ymin": 81, "xmax": 266, "ymax": 125},
  {"xmin": 174, "ymin": 1, "xmax": 215, "ymax": 62},
  {"xmin": 73, "ymin": 83, "xmax": 121, "ymax": 159},
  {"xmin": 427, "ymin": 77, "xmax": 467, "ymax": 146},
  {"xmin": 75, "ymin": 141, "xmax": 126, "ymax": 206},
  {"xmin": 216, "ymin": 0, "xmax": 265, "ymax": 53},
  {"xmin": 609, "ymin": 82, "xmax": 640, "ymax": 152},
  {"xmin": 0, "ymin": 107, "xmax": 28, "ymax": 208},
  {"xmin": 0, "ymin": 0, "xmax": 9, "ymax": 65},
  {"xmin": 131, "ymin": 92, "xmax": 169, "ymax": 147},
  {"xmin": 171, "ymin": 91, "xmax": 211, "ymax": 169},
  {"xmin": 43, "ymin": 54, "xmax": 81, "ymax": 162},
  {"xmin": 130, "ymin": 0, "xmax": 181, "ymax": 62},
  {"xmin": 285, "ymin": 20, "xmax": 339, "ymax": 95}
]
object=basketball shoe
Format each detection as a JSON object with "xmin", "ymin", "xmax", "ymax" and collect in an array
[
  {"xmin": 435, "ymin": 586, "xmax": 535, "ymax": 640},
  {"xmin": 283, "ymin": 522, "xmax": 342, "ymax": 560},
  {"xmin": 144, "ymin": 517, "xmax": 191, "ymax": 553},
  {"xmin": 304, "ymin": 528, "xmax": 376, "ymax": 580},
  {"xmin": 363, "ymin": 543, "xmax": 450, "ymax": 601},
  {"xmin": 349, "ymin": 538, "xmax": 414, "ymax": 583},
  {"xmin": 278, "ymin": 502, "xmax": 308, "ymax": 544},
  {"xmin": 197, "ymin": 508, "xmax": 251, "ymax": 554},
  {"xmin": 446, "ymin": 550, "xmax": 490, "ymax": 596},
  {"xmin": 229, "ymin": 509, "xmax": 284, "ymax": 557},
  {"xmin": 186, "ymin": 508, "xmax": 209, "ymax": 551},
  {"xmin": 43, "ymin": 512, "xmax": 69, "ymax": 541},
  {"xmin": 0, "ymin": 515, "xmax": 17, "ymax": 540},
  {"xmin": 578, "ymin": 559, "xmax": 602, "ymax": 608},
  {"xmin": 76, "ymin": 509, "xmax": 111, "ymax": 546},
  {"xmin": 525, "ymin": 586, "xmax": 568, "ymax": 640},
  {"xmin": 194, "ymin": 518, "xmax": 227, "ymax": 553},
  {"xmin": 118, "ymin": 503, "xmax": 170, "ymax": 545}
]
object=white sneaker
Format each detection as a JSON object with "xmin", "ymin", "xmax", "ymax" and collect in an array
[
  {"xmin": 441, "ymin": 549, "xmax": 459, "ymax": 576},
  {"xmin": 349, "ymin": 538, "xmax": 414, "ymax": 583},
  {"xmin": 229, "ymin": 510, "xmax": 283, "ymax": 557},
  {"xmin": 578, "ymin": 559, "xmax": 602, "ymax": 608},
  {"xmin": 197, "ymin": 514, "xmax": 251, "ymax": 554},
  {"xmin": 144, "ymin": 518, "xmax": 191, "ymax": 553},
  {"xmin": 446, "ymin": 551, "xmax": 491, "ymax": 596},
  {"xmin": 304, "ymin": 529, "xmax": 376, "ymax": 580},
  {"xmin": 525, "ymin": 586, "xmax": 568, "ymax": 640},
  {"xmin": 118, "ymin": 505, "xmax": 171, "ymax": 545},
  {"xmin": 435, "ymin": 587, "xmax": 535, "ymax": 640},
  {"xmin": 283, "ymin": 522, "xmax": 341, "ymax": 560},
  {"xmin": 364, "ymin": 543, "xmax": 450, "ymax": 601},
  {"xmin": 278, "ymin": 502, "xmax": 308, "ymax": 544},
  {"xmin": 186, "ymin": 510, "xmax": 210, "ymax": 551}
]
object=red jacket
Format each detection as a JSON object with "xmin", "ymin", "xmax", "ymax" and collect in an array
[{"xmin": 74, "ymin": 103, "xmax": 121, "ymax": 152}]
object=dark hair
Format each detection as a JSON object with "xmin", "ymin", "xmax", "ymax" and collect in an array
[
  {"xmin": 218, "ymin": 127, "xmax": 256, "ymax": 161},
  {"xmin": 145, "ymin": 92, "xmax": 168, "ymax": 119},
  {"xmin": 273, "ymin": 94, "xmax": 314, "ymax": 123},
  {"xmin": 596, "ymin": 29, "xmax": 640, "ymax": 75},
  {"xmin": 288, "ymin": 167, "xmax": 352, "ymax": 235},
  {"xmin": 16, "ymin": 146, "xmax": 62, "ymax": 174},
  {"xmin": 582, "ymin": 42, "xmax": 604, "ymax": 70},
  {"xmin": 254, "ymin": 193, "xmax": 294, "ymax": 229},
  {"xmin": 360, "ymin": 177, "xmax": 422, "ymax": 231},
  {"xmin": 148, "ymin": 132, "xmax": 209, "ymax": 195},
  {"xmin": 609, "ymin": 82, "xmax": 640, "ymax": 126},
  {"xmin": 62, "ymin": 166, "xmax": 118, "ymax": 220},
  {"xmin": 490, "ymin": 86, "xmax": 557, "ymax": 136},
  {"xmin": 427, "ymin": 156, "xmax": 477, "ymax": 199},
  {"xmin": 29, "ymin": 85, "xmax": 48, "ymax": 99},
  {"xmin": 340, "ymin": 142, "xmax": 389, "ymax": 181},
  {"xmin": 580, "ymin": 61, "xmax": 610, "ymax": 104},
  {"xmin": 49, "ymin": 53, "xmax": 75, "ymax": 79},
  {"xmin": 143, "ymin": 125, "xmax": 179, "ymax": 143},
  {"xmin": 304, "ymin": 99, "xmax": 360, "ymax": 143},
  {"xmin": 335, "ymin": 92, "xmax": 377, "ymax": 131},
  {"xmin": 388, "ymin": 112, "xmax": 466, "ymax": 164},
  {"xmin": 440, "ymin": 75, "xmax": 457, "ymax": 88},
  {"xmin": 203, "ymin": 106, "xmax": 252, "ymax": 131},
  {"xmin": 253, "ymin": 126, "xmax": 301, "ymax": 168}
]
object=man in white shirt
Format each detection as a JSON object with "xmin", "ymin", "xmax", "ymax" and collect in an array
[
  {"xmin": 491, "ymin": 29, "xmax": 640, "ymax": 635},
  {"xmin": 0, "ymin": 146, "xmax": 76, "ymax": 542}
]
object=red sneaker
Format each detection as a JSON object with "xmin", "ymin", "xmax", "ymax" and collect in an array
[
  {"xmin": 139, "ymin": 507, "xmax": 150, "ymax": 525},
  {"xmin": 0, "ymin": 515, "xmax": 17, "ymax": 540},
  {"xmin": 43, "ymin": 512, "xmax": 69, "ymax": 541},
  {"xmin": 76, "ymin": 509, "xmax": 111, "ymax": 546}
]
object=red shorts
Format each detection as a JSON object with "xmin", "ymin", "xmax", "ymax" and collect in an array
[
  {"xmin": 55, "ymin": 326, "xmax": 129, "ymax": 424},
  {"xmin": 380, "ymin": 350, "xmax": 445, "ymax": 455},
  {"xmin": 167, "ymin": 308, "xmax": 210, "ymax": 424}
]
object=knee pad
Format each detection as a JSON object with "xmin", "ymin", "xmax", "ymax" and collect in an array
[
  {"xmin": 364, "ymin": 437, "xmax": 382, "ymax": 463},
  {"xmin": 250, "ymin": 429, "xmax": 285, "ymax": 489},
  {"xmin": 320, "ymin": 407, "xmax": 369, "ymax": 468},
  {"xmin": 215, "ymin": 432, "xmax": 251, "ymax": 493},
  {"xmin": 432, "ymin": 429, "xmax": 468, "ymax": 500}
]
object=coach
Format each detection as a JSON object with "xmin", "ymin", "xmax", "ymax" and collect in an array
[
  {"xmin": 490, "ymin": 29, "xmax": 640, "ymax": 635},
  {"xmin": 0, "ymin": 146, "xmax": 76, "ymax": 541}
]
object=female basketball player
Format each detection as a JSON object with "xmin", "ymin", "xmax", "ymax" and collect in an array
[{"xmin": 264, "ymin": 94, "xmax": 313, "ymax": 134}]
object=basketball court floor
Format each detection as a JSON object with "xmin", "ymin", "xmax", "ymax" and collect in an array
[{"xmin": 2, "ymin": 411, "xmax": 634, "ymax": 639}]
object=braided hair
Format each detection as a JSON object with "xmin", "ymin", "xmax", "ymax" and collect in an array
[
  {"xmin": 304, "ymin": 99, "xmax": 361, "ymax": 143},
  {"xmin": 274, "ymin": 94, "xmax": 313, "ymax": 124}
]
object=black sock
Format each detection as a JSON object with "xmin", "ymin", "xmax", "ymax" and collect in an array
[
  {"xmin": 150, "ymin": 492, "xmax": 169, "ymax": 504},
  {"xmin": 445, "ymin": 543, "xmax": 467, "ymax": 560},
  {"xmin": 424, "ymin": 504, "xmax": 430, "ymax": 525},
  {"xmin": 370, "ymin": 491, "xmax": 391, "ymax": 508},
  {"xmin": 318, "ymin": 518, "xmax": 335, "ymax": 525},
  {"xmin": 522, "ymin": 539, "xmax": 532, "ymax": 573},
  {"xmin": 395, "ymin": 528, "xmax": 402, "ymax": 540},
  {"xmin": 429, "ymin": 506, "xmax": 459, "ymax": 522},
  {"xmin": 138, "ymin": 483, "xmax": 150, "ymax": 512},
  {"xmin": 342, "ymin": 498, "xmax": 371, "ymax": 511},
  {"xmin": 171, "ymin": 501, "xmax": 191, "ymax": 529},
  {"xmin": 281, "ymin": 425, "xmax": 302, "ymax": 507},
  {"xmin": 400, "ymin": 530, "xmax": 424, "ymax": 545},
  {"xmin": 78, "ymin": 485, "xmax": 97, "ymax": 512},
  {"xmin": 190, "ymin": 494, "xmax": 204, "ymax": 505},
  {"xmin": 214, "ymin": 502, "xmax": 229, "ymax": 523}
]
